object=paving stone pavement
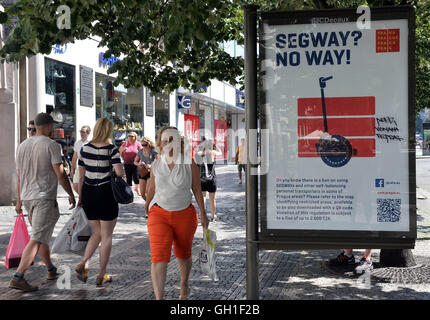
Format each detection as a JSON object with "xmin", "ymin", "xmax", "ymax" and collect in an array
[{"xmin": 0, "ymin": 165, "xmax": 429, "ymax": 300}]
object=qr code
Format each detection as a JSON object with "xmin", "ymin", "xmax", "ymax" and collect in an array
[{"xmin": 377, "ymin": 199, "xmax": 401, "ymax": 222}]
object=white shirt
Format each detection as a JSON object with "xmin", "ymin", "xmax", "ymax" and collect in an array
[
  {"xmin": 74, "ymin": 139, "xmax": 88, "ymax": 154},
  {"xmin": 149, "ymin": 155, "xmax": 192, "ymax": 211}
]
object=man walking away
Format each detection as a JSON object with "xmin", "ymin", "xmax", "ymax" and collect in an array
[{"xmin": 9, "ymin": 113, "xmax": 76, "ymax": 292}]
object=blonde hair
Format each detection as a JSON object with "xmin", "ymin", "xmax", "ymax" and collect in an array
[
  {"xmin": 156, "ymin": 126, "xmax": 184, "ymax": 154},
  {"xmin": 128, "ymin": 131, "xmax": 138, "ymax": 140},
  {"xmin": 141, "ymin": 136, "xmax": 156, "ymax": 149},
  {"xmin": 90, "ymin": 118, "xmax": 113, "ymax": 144}
]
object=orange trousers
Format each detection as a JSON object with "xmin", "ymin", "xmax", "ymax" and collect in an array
[{"xmin": 148, "ymin": 204, "xmax": 198, "ymax": 263}]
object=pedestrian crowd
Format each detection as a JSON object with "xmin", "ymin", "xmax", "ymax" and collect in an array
[
  {"xmin": 9, "ymin": 113, "xmax": 229, "ymax": 299},
  {"xmin": 8, "ymin": 113, "xmax": 377, "ymax": 298}
]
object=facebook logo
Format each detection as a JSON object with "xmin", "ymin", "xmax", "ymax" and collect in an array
[{"xmin": 375, "ymin": 179, "xmax": 384, "ymax": 188}]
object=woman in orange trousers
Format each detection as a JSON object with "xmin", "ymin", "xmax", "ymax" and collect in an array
[{"xmin": 145, "ymin": 127, "xmax": 209, "ymax": 300}]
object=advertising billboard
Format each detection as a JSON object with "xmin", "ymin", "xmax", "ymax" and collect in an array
[{"xmin": 259, "ymin": 7, "xmax": 416, "ymax": 248}]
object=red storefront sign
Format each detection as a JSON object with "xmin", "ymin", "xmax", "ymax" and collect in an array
[
  {"xmin": 214, "ymin": 120, "xmax": 227, "ymax": 160},
  {"xmin": 184, "ymin": 114, "xmax": 199, "ymax": 158}
]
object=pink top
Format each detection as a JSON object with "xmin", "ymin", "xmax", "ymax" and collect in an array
[{"xmin": 121, "ymin": 141, "xmax": 142, "ymax": 164}]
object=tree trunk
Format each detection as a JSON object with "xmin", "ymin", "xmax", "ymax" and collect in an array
[{"xmin": 380, "ymin": 249, "xmax": 416, "ymax": 267}]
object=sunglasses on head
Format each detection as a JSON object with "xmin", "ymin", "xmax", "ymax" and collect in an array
[{"xmin": 27, "ymin": 127, "xmax": 36, "ymax": 132}]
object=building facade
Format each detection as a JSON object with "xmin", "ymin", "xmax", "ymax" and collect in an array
[{"xmin": 0, "ymin": 36, "xmax": 245, "ymax": 204}]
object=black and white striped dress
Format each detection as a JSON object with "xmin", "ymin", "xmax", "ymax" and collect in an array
[{"xmin": 78, "ymin": 143, "xmax": 122, "ymax": 221}]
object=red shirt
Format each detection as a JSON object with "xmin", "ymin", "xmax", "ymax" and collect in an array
[{"xmin": 121, "ymin": 141, "xmax": 142, "ymax": 164}]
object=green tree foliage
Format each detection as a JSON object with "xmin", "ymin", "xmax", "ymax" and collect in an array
[
  {"xmin": 248, "ymin": 0, "xmax": 429, "ymax": 112},
  {"xmin": 0, "ymin": 0, "xmax": 244, "ymax": 93},
  {"xmin": 415, "ymin": 0, "xmax": 430, "ymax": 113},
  {"xmin": 0, "ymin": 0, "xmax": 428, "ymax": 112}
]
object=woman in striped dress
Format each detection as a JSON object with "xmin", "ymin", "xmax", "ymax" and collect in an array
[{"xmin": 76, "ymin": 118, "xmax": 125, "ymax": 287}]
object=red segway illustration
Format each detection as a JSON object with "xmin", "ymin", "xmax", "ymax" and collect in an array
[{"xmin": 315, "ymin": 76, "xmax": 357, "ymax": 167}]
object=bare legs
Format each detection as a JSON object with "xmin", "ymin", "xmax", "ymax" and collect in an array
[
  {"xmin": 79, "ymin": 219, "xmax": 117, "ymax": 277},
  {"xmin": 208, "ymin": 192, "xmax": 216, "ymax": 221},
  {"xmin": 139, "ymin": 179, "xmax": 147, "ymax": 201},
  {"xmin": 202, "ymin": 191, "xmax": 216, "ymax": 221},
  {"xmin": 151, "ymin": 262, "xmax": 168, "ymax": 300},
  {"xmin": 151, "ymin": 258, "xmax": 192, "ymax": 300}
]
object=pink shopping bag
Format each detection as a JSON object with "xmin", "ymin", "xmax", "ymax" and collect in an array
[{"xmin": 5, "ymin": 213, "xmax": 30, "ymax": 269}]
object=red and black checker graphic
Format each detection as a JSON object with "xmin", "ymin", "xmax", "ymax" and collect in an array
[{"xmin": 297, "ymin": 77, "xmax": 376, "ymax": 167}]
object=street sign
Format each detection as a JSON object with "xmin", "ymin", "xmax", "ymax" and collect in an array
[{"xmin": 258, "ymin": 6, "xmax": 416, "ymax": 249}]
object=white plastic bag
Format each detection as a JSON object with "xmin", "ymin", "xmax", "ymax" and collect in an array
[
  {"xmin": 199, "ymin": 229, "xmax": 219, "ymax": 282},
  {"xmin": 70, "ymin": 207, "xmax": 92, "ymax": 253},
  {"xmin": 51, "ymin": 207, "xmax": 92, "ymax": 255}
]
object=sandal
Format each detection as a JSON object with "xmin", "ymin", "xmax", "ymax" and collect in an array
[
  {"xmin": 75, "ymin": 262, "xmax": 88, "ymax": 283},
  {"xmin": 96, "ymin": 274, "xmax": 112, "ymax": 288},
  {"xmin": 179, "ymin": 285, "xmax": 192, "ymax": 300}
]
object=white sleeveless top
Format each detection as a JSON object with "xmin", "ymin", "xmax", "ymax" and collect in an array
[{"xmin": 149, "ymin": 155, "xmax": 193, "ymax": 211}]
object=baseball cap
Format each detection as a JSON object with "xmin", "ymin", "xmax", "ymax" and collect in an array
[{"xmin": 34, "ymin": 112, "xmax": 55, "ymax": 126}]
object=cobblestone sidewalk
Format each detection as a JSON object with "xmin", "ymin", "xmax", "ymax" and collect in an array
[{"xmin": 0, "ymin": 165, "xmax": 429, "ymax": 300}]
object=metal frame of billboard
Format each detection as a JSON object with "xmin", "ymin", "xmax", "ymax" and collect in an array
[{"xmin": 255, "ymin": 6, "xmax": 416, "ymax": 250}]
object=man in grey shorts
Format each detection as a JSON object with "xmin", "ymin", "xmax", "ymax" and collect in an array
[{"xmin": 9, "ymin": 113, "xmax": 76, "ymax": 292}]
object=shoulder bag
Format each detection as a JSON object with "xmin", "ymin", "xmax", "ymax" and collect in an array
[{"xmin": 109, "ymin": 147, "xmax": 134, "ymax": 204}]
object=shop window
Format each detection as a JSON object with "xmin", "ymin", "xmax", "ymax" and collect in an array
[
  {"xmin": 155, "ymin": 93, "xmax": 169, "ymax": 133},
  {"xmin": 95, "ymin": 73, "xmax": 143, "ymax": 146},
  {"xmin": 45, "ymin": 58, "xmax": 75, "ymax": 158},
  {"xmin": 198, "ymin": 101, "xmax": 205, "ymax": 137}
]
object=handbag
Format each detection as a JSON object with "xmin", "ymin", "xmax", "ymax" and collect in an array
[
  {"xmin": 5, "ymin": 213, "xmax": 30, "ymax": 268},
  {"xmin": 200, "ymin": 159, "xmax": 215, "ymax": 183},
  {"xmin": 138, "ymin": 165, "xmax": 149, "ymax": 179},
  {"xmin": 199, "ymin": 229, "xmax": 219, "ymax": 282},
  {"xmin": 51, "ymin": 207, "xmax": 92, "ymax": 255},
  {"xmin": 109, "ymin": 147, "xmax": 134, "ymax": 204}
]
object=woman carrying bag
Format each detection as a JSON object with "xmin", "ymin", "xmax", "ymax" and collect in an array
[
  {"xmin": 119, "ymin": 131, "xmax": 142, "ymax": 195},
  {"xmin": 134, "ymin": 136, "xmax": 158, "ymax": 202},
  {"xmin": 196, "ymin": 138, "xmax": 222, "ymax": 222},
  {"xmin": 145, "ymin": 126, "xmax": 209, "ymax": 300},
  {"xmin": 76, "ymin": 118, "xmax": 125, "ymax": 287}
]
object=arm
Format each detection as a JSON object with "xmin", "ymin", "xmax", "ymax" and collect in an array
[
  {"xmin": 70, "ymin": 151, "xmax": 78, "ymax": 177},
  {"xmin": 235, "ymin": 147, "xmax": 239, "ymax": 164},
  {"xmin": 113, "ymin": 163, "xmax": 125, "ymax": 178},
  {"xmin": 15, "ymin": 168, "xmax": 22, "ymax": 214},
  {"xmin": 145, "ymin": 173, "xmax": 155, "ymax": 214},
  {"xmin": 134, "ymin": 155, "xmax": 141, "ymax": 167},
  {"xmin": 211, "ymin": 144, "xmax": 222, "ymax": 161},
  {"xmin": 118, "ymin": 142, "xmax": 127, "ymax": 157},
  {"xmin": 77, "ymin": 165, "xmax": 85, "ymax": 207},
  {"xmin": 191, "ymin": 159, "xmax": 209, "ymax": 230},
  {"xmin": 52, "ymin": 163, "xmax": 76, "ymax": 209}
]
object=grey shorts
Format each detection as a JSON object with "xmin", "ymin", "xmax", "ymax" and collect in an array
[{"xmin": 22, "ymin": 200, "xmax": 60, "ymax": 245}]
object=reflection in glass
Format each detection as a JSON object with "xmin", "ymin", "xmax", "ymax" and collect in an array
[
  {"xmin": 45, "ymin": 58, "xmax": 75, "ymax": 159},
  {"xmin": 95, "ymin": 73, "xmax": 143, "ymax": 146},
  {"xmin": 155, "ymin": 93, "xmax": 169, "ymax": 134}
]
